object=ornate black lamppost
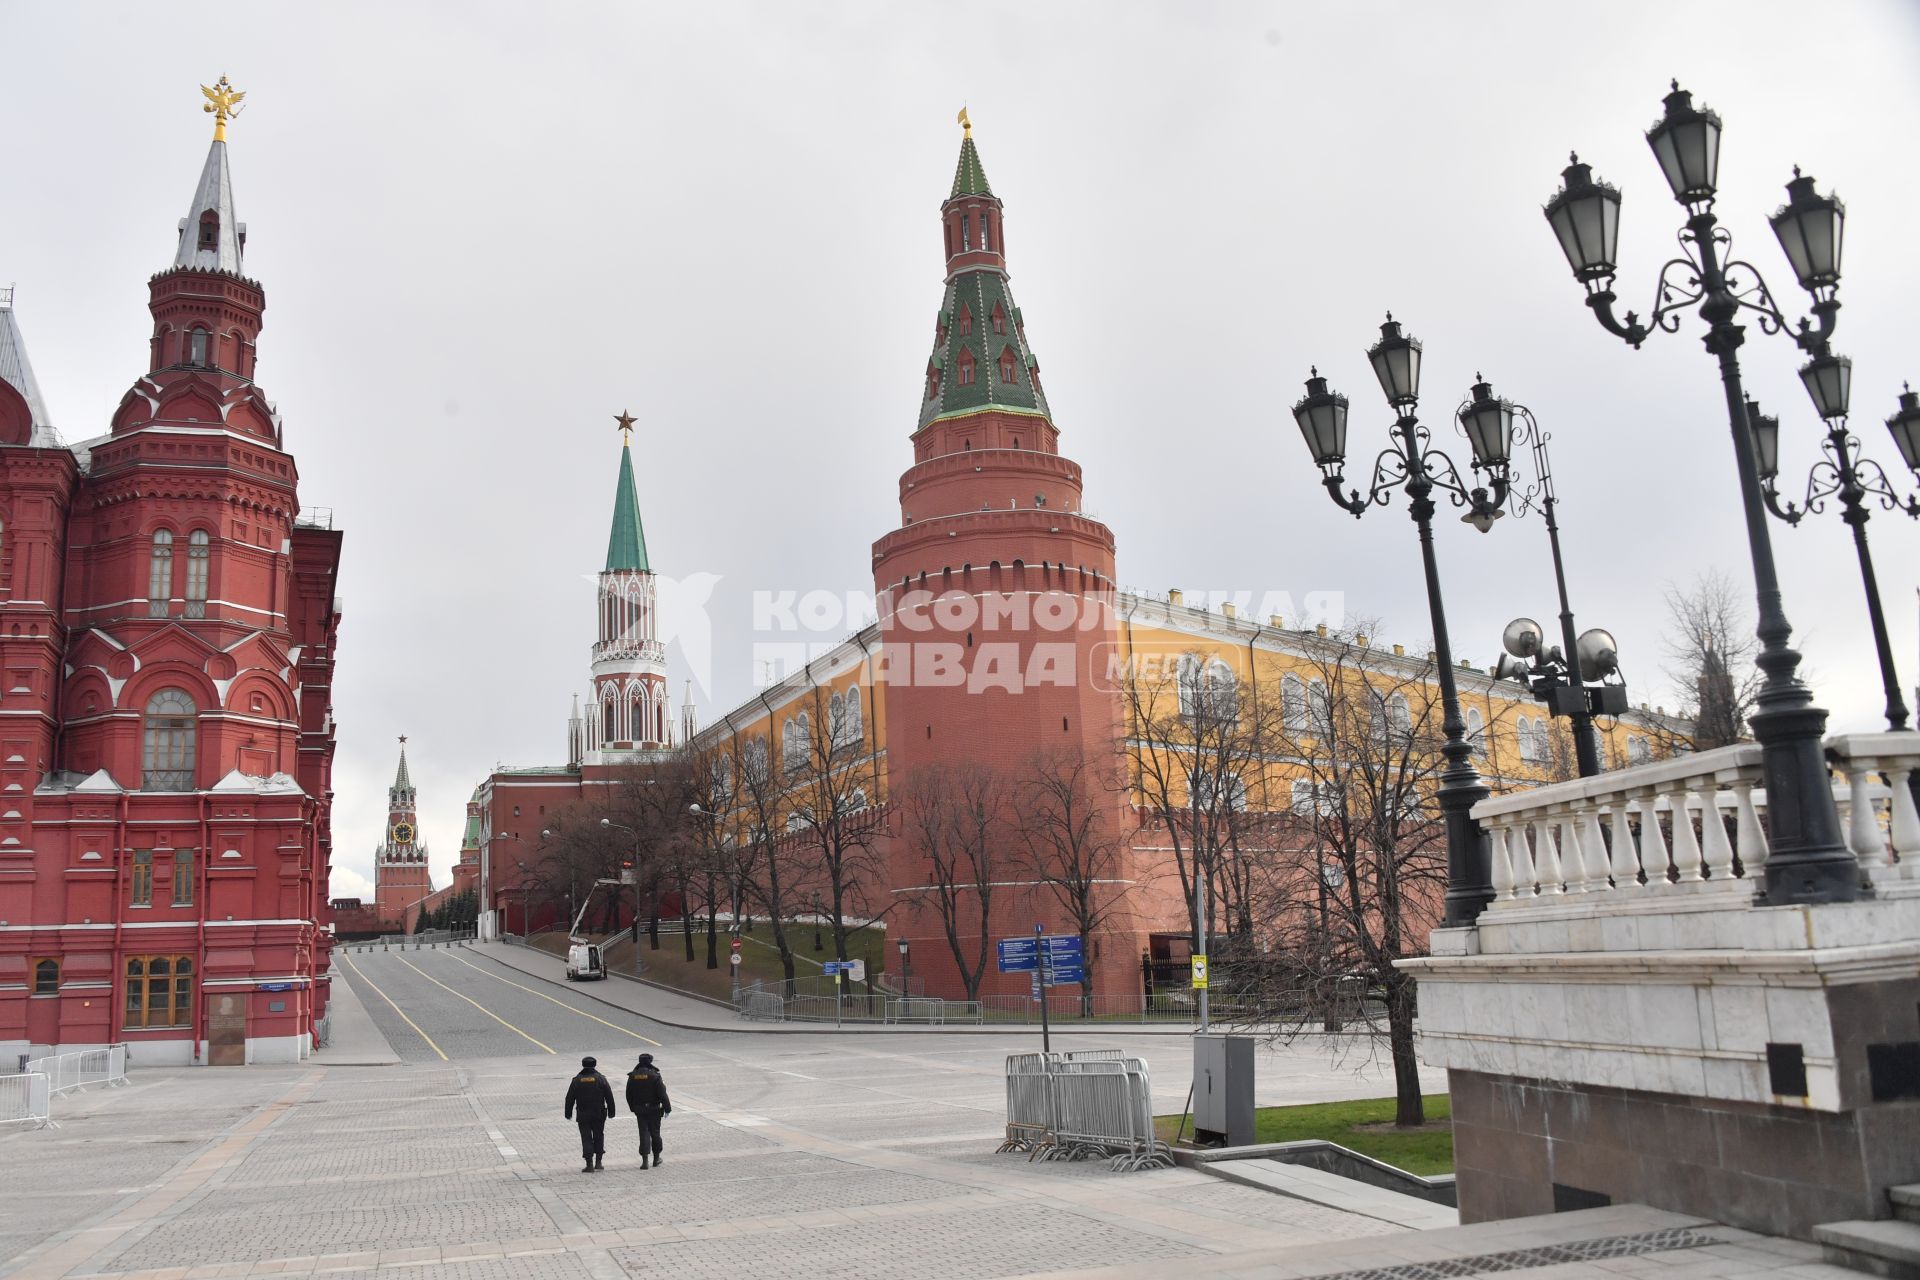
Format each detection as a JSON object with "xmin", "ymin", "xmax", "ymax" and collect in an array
[
  {"xmin": 1292, "ymin": 316, "xmax": 1512, "ymax": 925},
  {"xmin": 1543, "ymin": 82, "xmax": 1856, "ymax": 904},
  {"xmin": 1466, "ymin": 380, "xmax": 1628, "ymax": 777},
  {"xmin": 1751, "ymin": 388, "xmax": 1920, "ymax": 732}
]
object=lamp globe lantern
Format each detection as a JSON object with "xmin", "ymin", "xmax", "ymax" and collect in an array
[
  {"xmin": 1544, "ymin": 153, "xmax": 1624, "ymax": 289},
  {"xmin": 1291, "ymin": 367, "xmax": 1350, "ymax": 470},
  {"xmin": 1799, "ymin": 353, "xmax": 1854, "ymax": 424},
  {"xmin": 1366, "ymin": 314, "xmax": 1423, "ymax": 410},
  {"xmin": 1769, "ymin": 168, "xmax": 1845, "ymax": 298},
  {"xmin": 1645, "ymin": 80, "xmax": 1722, "ymax": 209},
  {"xmin": 1887, "ymin": 383, "xmax": 1920, "ymax": 476}
]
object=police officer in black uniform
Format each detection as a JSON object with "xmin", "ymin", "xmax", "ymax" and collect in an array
[
  {"xmin": 564, "ymin": 1055, "xmax": 617, "ymax": 1172},
  {"xmin": 625, "ymin": 1052, "xmax": 672, "ymax": 1168}
]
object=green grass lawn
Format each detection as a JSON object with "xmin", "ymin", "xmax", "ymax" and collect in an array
[
  {"xmin": 1156, "ymin": 1094, "xmax": 1453, "ymax": 1176},
  {"xmin": 589, "ymin": 921, "xmax": 893, "ymax": 1004}
]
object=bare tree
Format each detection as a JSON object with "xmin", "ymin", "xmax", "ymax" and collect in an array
[
  {"xmin": 1018, "ymin": 746, "xmax": 1133, "ymax": 1007},
  {"xmin": 1662, "ymin": 569, "xmax": 1761, "ymax": 749},
  {"xmin": 533, "ymin": 804, "xmax": 626, "ymax": 934},
  {"xmin": 733, "ymin": 732, "xmax": 805, "ymax": 984},
  {"xmin": 686, "ymin": 741, "xmax": 745, "ymax": 970},
  {"xmin": 898, "ymin": 763, "xmax": 1004, "ymax": 1001},
  {"xmin": 1124, "ymin": 641, "xmax": 1286, "ymax": 961},
  {"xmin": 1254, "ymin": 625, "xmax": 1455, "ymax": 1128},
  {"xmin": 782, "ymin": 684, "xmax": 887, "ymax": 965}
]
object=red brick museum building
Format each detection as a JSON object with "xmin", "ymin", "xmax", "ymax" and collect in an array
[{"xmin": 0, "ymin": 91, "xmax": 343, "ymax": 1065}]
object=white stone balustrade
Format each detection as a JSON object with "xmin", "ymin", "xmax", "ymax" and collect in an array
[
  {"xmin": 1474, "ymin": 733, "xmax": 1920, "ymax": 907},
  {"xmin": 1478, "ymin": 743, "xmax": 1768, "ymax": 906},
  {"xmin": 1825, "ymin": 732, "xmax": 1920, "ymax": 889}
]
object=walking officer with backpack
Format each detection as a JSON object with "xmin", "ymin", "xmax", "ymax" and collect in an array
[
  {"xmin": 625, "ymin": 1052, "xmax": 672, "ymax": 1168},
  {"xmin": 563, "ymin": 1055, "xmax": 616, "ymax": 1172}
]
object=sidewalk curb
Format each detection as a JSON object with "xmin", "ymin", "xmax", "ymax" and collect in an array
[{"xmin": 465, "ymin": 943, "xmax": 1279, "ymax": 1039}]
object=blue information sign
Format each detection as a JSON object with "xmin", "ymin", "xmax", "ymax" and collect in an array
[
  {"xmin": 996, "ymin": 938, "xmax": 1038, "ymax": 973},
  {"xmin": 821, "ymin": 961, "xmax": 842, "ymax": 976},
  {"xmin": 1001, "ymin": 934, "xmax": 1084, "ymax": 982}
]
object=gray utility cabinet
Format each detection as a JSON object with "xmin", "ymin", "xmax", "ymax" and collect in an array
[{"xmin": 1192, "ymin": 1033, "xmax": 1255, "ymax": 1147}]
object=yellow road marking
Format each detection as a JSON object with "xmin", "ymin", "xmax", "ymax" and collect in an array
[
  {"xmin": 393, "ymin": 953, "xmax": 555, "ymax": 1055},
  {"xmin": 440, "ymin": 949, "xmax": 662, "ymax": 1046},
  {"xmin": 340, "ymin": 951, "xmax": 448, "ymax": 1061}
]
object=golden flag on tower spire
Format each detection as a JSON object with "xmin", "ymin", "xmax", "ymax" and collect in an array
[{"xmin": 957, "ymin": 106, "xmax": 971, "ymax": 136}]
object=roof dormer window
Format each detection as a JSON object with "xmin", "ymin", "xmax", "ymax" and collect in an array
[
  {"xmin": 189, "ymin": 328, "xmax": 210, "ymax": 368},
  {"xmin": 992, "ymin": 304, "xmax": 1006, "ymax": 336},
  {"xmin": 198, "ymin": 210, "xmax": 219, "ymax": 252},
  {"xmin": 958, "ymin": 306, "xmax": 972, "ymax": 337}
]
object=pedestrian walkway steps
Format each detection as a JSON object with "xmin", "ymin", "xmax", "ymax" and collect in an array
[
  {"xmin": 1284, "ymin": 1225, "xmax": 1719, "ymax": 1280},
  {"xmin": 1204, "ymin": 1159, "xmax": 1457, "ymax": 1231},
  {"xmin": 1817, "ymin": 1189, "xmax": 1920, "ymax": 1280}
]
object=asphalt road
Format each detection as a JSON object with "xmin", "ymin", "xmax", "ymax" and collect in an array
[{"xmin": 335, "ymin": 945, "xmax": 708, "ymax": 1063}]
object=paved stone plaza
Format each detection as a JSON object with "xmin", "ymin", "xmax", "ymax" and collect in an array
[{"xmin": 0, "ymin": 946, "xmax": 1860, "ymax": 1278}]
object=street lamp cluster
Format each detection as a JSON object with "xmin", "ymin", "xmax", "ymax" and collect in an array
[
  {"xmin": 1539, "ymin": 80, "xmax": 1918, "ymax": 905},
  {"xmin": 1293, "ymin": 80, "xmax": 1914, "ymax": 923}
]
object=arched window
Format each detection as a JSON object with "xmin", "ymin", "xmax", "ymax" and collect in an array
[
  {"xmin": 1629, "ymin": 735, "xmax": 1652, "ymax": 765},
  {"xmin": 957, "ymin": 349, "xmax": 976, "ymax": 386},
  {"xmin": 1192, "ymin": 768, "xmax": 1248, "ymax": 813},
  {"xmin": 1308, "ymin": 679, "xmax": 1331, "ymax": 734},
  {"xmin": 1389, "ymin": 693, "xmax": 1412, "ymax": 739},
  {"xmin": 743, "ymin": 738, "xmax": 770, "ymax": 785},
  {"xmin": 962, "ymin": 213, "xmax": 973, "ymax": 252},
  {"xmin": 992, "ymin": 304, "xmax": 1006, "ymax": 336},
  {"xmin": 197, "ymin": 209, "xmax": 219, "ymax": 251},
  {"xmin": 783, "ymin": 712, "xmax": 811, "ymax": 774},
  {"xmin": 184, "ymin": 530, "xmax": 210, "ymax": 618},
  {"xmin": 958, "ymin": 306, "xmax": 972, "ymax": 337},
  {"xmin": 141, "ymin": 688, "xmax": 197, "ymax": 791},
  {"xmin": 980, "ymin": 213, "xmax": 992, "ymax": 252},
  {"xmin": 1177, "ymin": 655, "xmax": 1237, "ymax": 721},
  {"xmin": 189, "ymin": 328, "xmax": 210, "ymax": 367},
  {"xmin": 630, "ymin": 692, "xmax": 645, "ymax": 743},
  {"xmin": 1282, "ymin": 674, "xmax": 1308, "ymax": 733},
  {"xmin": 1467, "ymin": 707, "xmax": 1487, "ymax": 757},
  {"xmin": 34, "ymin": 957, "xmax": 58, "ymax": 995},
  {"xmin": 1518, "ymin": 716, "xmax": 1540, "ymax": 763},
  {"xmin": 602, "ymin": 694, "xmax": 615, "ymax": 741},
  {"xmin": 842, "ymin": 688, "xmax": 863, "ymax": 746},
  {"xmin": 148, "ymin": 531, "xmax": 173, "ymax": 616},
  {"xmin": 999, "ymin": 348, "xmax": 1018, "ymax": 384}
]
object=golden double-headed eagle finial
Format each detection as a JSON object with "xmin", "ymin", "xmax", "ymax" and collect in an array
[{"xmin": 201, "ymin": 75, "xmax": 246, "ymax": 142}]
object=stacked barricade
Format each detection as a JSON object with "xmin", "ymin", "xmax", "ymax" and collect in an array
[
  {"xmin": 997, "ymin": 1050, "xmax": 1173, "ymax": 1171},
  {"xmin": 0, "ymin": 1071, "xmax": 51, "ymax": 1129},
  {"xmin": 23, "ymin": 1044, "xmax": 128, "ymax": 1097}
]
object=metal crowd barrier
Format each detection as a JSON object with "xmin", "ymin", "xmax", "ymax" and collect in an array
[
  {"xmin": 741, "ymin": 991, "xmax": 786, "ymax": 1021},
  {"xmin": 0, "ymin": 1071, "xmax": 51, "ymax": 1129},
  {"xmin": 997, "ymin": 1050, "xmax": 1172, "ymax": 1171},
  {"xmin": 22, "ymin": 1044, "xmax": 129, "ymax": 1098}
]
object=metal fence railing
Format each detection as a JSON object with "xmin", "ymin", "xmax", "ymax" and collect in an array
[
  {"xmin": 343, "ymin": 929, "xmax": 477, "ymax": 952},
  {"xmin": 0, "ymin": 1071, "xmax": 51, "ymax": 1129},
  {"xmin": 728, "ymin": 977, "xmax": 1378, "ymax": 1029},
  {"xmin": 997, "ymin": 1051, "xmax": 1172, "ymax": 1171},
  {"xmin": 21, "ymin": 1044, "xmax": 129, "ymax": 1098}
]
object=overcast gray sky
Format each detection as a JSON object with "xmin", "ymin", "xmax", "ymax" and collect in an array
[{"xmin": 6, "ymin": 2, "xmax": 1918, "ymax": 898}]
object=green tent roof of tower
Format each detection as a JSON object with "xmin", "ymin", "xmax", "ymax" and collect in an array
[
  {"xmin": 950, "ymin": 135, "xmax": 993, "ymax": 198},
  {"xmin": 605, "ymin": 442, "xmax": 651, "ymax": 572},
  {"xmin": 920, "ymin": 132, "xmax": 1049, "ymax": 432},
  {"xmin": 392, "ymin": 744, "xmax": 412, "ymax": 792}
]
